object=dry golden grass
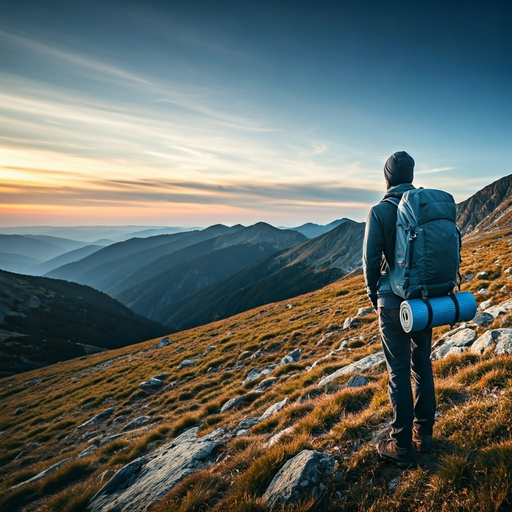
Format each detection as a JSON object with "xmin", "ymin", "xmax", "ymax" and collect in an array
[{"xmin": 1, "ymin": 229, "xmax": 511, "ymax": 511}]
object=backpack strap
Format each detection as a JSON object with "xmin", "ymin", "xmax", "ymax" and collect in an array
[{"xmin": 383, "ymin": 197, "xmax": 400, "ymax": 207}]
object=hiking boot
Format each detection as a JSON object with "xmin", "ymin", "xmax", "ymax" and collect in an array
[
  {"xmin": 376, "ymin": 439, "xmax": 416, "ymax": 468},
  {"xmin": 412, "ymin": 430, "xmax": 432, "ymax": 453}
]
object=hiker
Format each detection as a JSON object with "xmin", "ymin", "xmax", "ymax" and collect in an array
[{"xmin": 363, "ymin": 151, "xmax": 435, "ymax": 468}]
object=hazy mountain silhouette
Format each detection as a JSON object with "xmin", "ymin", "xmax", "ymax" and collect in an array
[{"xmin": 291, "ymin": 218, "xmax": 350, "ymax": 238}]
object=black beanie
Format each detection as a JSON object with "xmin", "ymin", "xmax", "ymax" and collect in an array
[{"xmin": 384, "ymin": 151, "xmax": 414, "ymax": 186}]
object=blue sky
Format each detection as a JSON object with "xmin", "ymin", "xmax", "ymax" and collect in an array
[{"xmin": 0, "ymin": 0, "xmax": 510, "ymax": 227}]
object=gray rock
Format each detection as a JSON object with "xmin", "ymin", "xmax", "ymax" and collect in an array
[
  {"xmin": 473, "ymin": 312, "xmax": 495, "ymax": 327},
  {"xmin": 261, "ymin": 398, "xmax": 288, "ymax": 420},
  {"xmin": 477, "ymin": 271, "xmax": 489, "ymax": 278},
  {"xmin": 477, "ymin": 288, "xmax": 490, "ymax": 296},
  {"xmin": 298, "ymin": 387, "xmax": 324, "ymax": 403},
  {"xmin": 478, "ymin": 299, "xmax": 494, "ymax": 311},
  {"xmin": 156, "ymin": 337, "xmax": 171, "ymax": 349},
  {"xmin": 78, "ymin": 408, "xmax": 115, "ymax": 429},
  {"xmin": 236, "ymin": 350, "xmax": 251, "ymax": 364},
  {"xmin": 239, "ymin": 417, "xmax": 261, "ymax": 429},
  {"xmin": 26, "ymin": 378, "xmax": 42, "ymax": 387},
  {"xmin": 220, "ymin": 396, "xmax": 244, "ymax": 413},
  {"xmin": 356, "ymin": 307, "xmax": 374, "ymax": 317},
  {"xmin": 473, "ymin": 329, "xmax": 512, "ymax": 355},
  {"xmin": 177, "ymin": 359, "xmax": 195, "ymax": 369},
  {"xmin": 12, "ymin": 458, "xmax": 71, "ymax": 489},
  {"xmin": 13, "ymin": 442, "xmax": 41, "ymax": 461},
  {"xmin": 318, "ymin": 352, "xmax": 385, "ymax": 386},
  {"xmin": 255, "ymin": 377, "xmax": 278, "ymax": 392},
  {"xmin": 343, "ymin": 317, "xmax": 360, "ymax": 330},
  {"xmin": 242, "ymin": 365, "xmax": 276, "ymax": 384},
  {"xmin": 121, "ymin": 416, "xmax": 151, "ymax": 432},
  {"xmin": 346, "ymin": 375, "xmax": 369, "ymax": 388},
  {"xmin": 97, "ymin": 470, "xmax": 116, "ymax": 484},
  {"xmin": 431, "ymin": 328, "xmax": 478, "ymax": 359},
  {"xmin": 262, "ymin": 450, "xmax": 335, "ymax": 508},
  {"xmin": 87, "ymin": 429, "xmax": 225, "ymax": 512},
  {"xmin": 250, "ymin": 349, "xmax": 263, "ymax": 359},
  {"xmin": 317, "ymin": 331, "xmax": 336, "ymax": 345},
  {"xmin": 485, "ymin": 299, "xmax": 512, "ymax": 318},
  {"xmin": 279, "ymin": 348, "xmax": 301, "ymax": 366},
  {"xmin": 139, "ymin": 378, "xmax": 165, "ymax": 391},
  {"xmin": 78, "ymin": 445, "xmax": 98, "ymax": 458}
]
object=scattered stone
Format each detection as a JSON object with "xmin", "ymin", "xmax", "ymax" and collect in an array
[
  {"xmin": 317, "ymin": 331, "xmax": 337, "ymax": 345},
  {"xmin": 343, "ymin": 317, "xmax": 360, "ymax": 330},
  {"xmin": 262, "ymin": 450, "xmax": 336, "ymax": 508},
  {"xmin": 473, "ymin": 312, "xmax": 495, "ymax": 327},
  {"xmin": 121, "ymin": 416, "xmax": 151, "ymax": 432},
  {"xmin": 477, "ymin": 288, "xmax": 490, "ymax": 296},
  {"xmin": 318, "ymin": 352, "xmax": 385, "ymax": 386},
  {"xmin": 177, "ymin": 359, "xmax": 195, "ymax": 369},
  {"xmin": 25, "ymin": 379, "xmax": 42, "ymax": 387},
  {"xmin": 431, "ymin": 328, "xmax": 478, "ymax": 359},
  {"xmin": 255, "ymin": 377, "xmax": 278, "ymax": 392},
  {"xmin": 477, "ymin": 271, "xmax": 489, "ymax": 279},
  {"xmin": 239, "ymin": 417, "xmax": 261, "ymax": 429},
  {"xmin": 236, "ymin": 429, "xmax": 248, "ymax": 437},
  {"xmin": 78, "ymin": 445, "xmax": 98, "ymax": 458},
  {"xmin": 236, "ymin": 351, "xmax": 251, "ymax": 364},
  {"xmin": 156, "ymin": 337, "xmax": 171, "ymax": 349},
  {"xmin": 287, "ymin": 304, "xmax": 293, "ymax": 309},
  {"xmin": 250, "ymin": 349, "xmax": 263, "ymax": 359},
  {"xmin": 220, "ymin": 396, "xmax": 244, "ymax": 413},
  {"xmin": 15, "ymin": 407, "xmax": 27, "ymax": 415},
  {"xmin": 267, "ymin": 427, "xmax": 294, "ymax": 447},
  {"xmin": 478, "ymin": 299, "xmax": 494, "ymax": 311},
  {"xmin": 11, "ymin": 458, "xmax": 71, "ymax": 489},
  {"xmin": 14, "ymin": 442, "xmax": 41, "ymax": 461},
  {"xmin": 242, "ymin": 366, "xmax": 276, "ymax": 385},
  {"xmin": 139, "ymin": 378, "xmax": 165, "ymax": 391},
  {"xmin": 471, "ymin": 329, "xmax": 512, "ymax": 355},
  {"xmin": 389, "ymin": 477, "xmax": 399, "ymax": 491},
  {"xmin": 88, "ymin": 428, "xmax": 226, "ymax": 512},
  {"xmin": 356, "ymin": 307, "xmax": 374, "ymax": 317},
  {"xmin": 485, "ymin": 299, "xmax": 512, "ymax": 318},
  {"xmin": 298, "ymin": 387, "xmax": 324, "ymax": 403},
  {"xmin": 279, "ymin": 349, "xmax": 301, "ymax": 366},
  {"xmin": 261, "ymin": 398, "xmax": 288, "ymax": 420},
  {"xmin": 152, "ymin": 373, "xmax": 169, "ymax": 381},
  {"xmin": 346, "ymin": 375, "xmax": 369, "ymax": 388},
  {"xmin": 78, "ymin": 408, "xmax": 115, "ymax": 429},
  {"xmin": 505, "ymin": 267, "xmax": 511, "ymax": 274}
]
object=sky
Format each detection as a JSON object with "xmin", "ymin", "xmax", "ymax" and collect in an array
[{"xmin": 0, "ymin": 0, "xmax": 510, "ymax": 228}]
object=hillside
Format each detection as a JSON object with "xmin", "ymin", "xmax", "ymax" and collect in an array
[
  {"xmin": 291, "ymin": 219, "xmax": 349, "ymax": 238},
  {"xmin": 156, "ymin": 220, "xmax": 365, "ymax": 330},
  {"xmin": 0, "ymin": 271, "xmax": 168, "ymax": 377},
  {"xmin": 0, "ymin": 225, "xmax": 511, "ymax": 511},
  {"xmin": 457, "ymin": 174, "xmax": 512, "ymax": 236}
]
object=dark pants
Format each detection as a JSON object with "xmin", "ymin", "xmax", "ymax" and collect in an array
[{"xmin": 378, "ymin": 307, "xmax": 436, "ymax": 447}]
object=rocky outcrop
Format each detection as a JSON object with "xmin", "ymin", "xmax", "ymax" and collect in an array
[
  {"xmin": 262, "ymin": 450, "xmax": 335, "ymax": 508},
  {"xmin": 278, "ymin": 348, "xmax": 301, "ymax": 366},
  {"xmin": 78, "ymin": 408, "xmax": 115, "ymax": 429},
  {"xmin": 12, "ymin": 458, "xmax": 71, "ymax": 489},
  {"xmin": 318, "ymin": 352, "xmax": 385, "ymax": 386},
  {"xmin": 431, "ymin": 328, "xmax": 478, "ymax": 359},
  {"xmin": 87, "ymin": 427, "xmax": 226, "ymax": 512},
  {"xmin": 471, "ymin": 329, "xmax": 512, "ymax": 355}
]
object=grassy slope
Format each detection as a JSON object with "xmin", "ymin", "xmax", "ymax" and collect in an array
[{"xmin": 0, "ymin": 230, "xmax": 511, "ymax": 512}]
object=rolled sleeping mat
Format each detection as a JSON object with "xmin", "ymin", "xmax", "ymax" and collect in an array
[{"xmin": 400, "ymin": 291, "xmax": 477, "ymax": 333}]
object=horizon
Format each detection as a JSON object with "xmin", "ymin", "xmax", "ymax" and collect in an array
[{"xmin": 1, "ymin": 0, "xmax": 510, "ymax": 227}]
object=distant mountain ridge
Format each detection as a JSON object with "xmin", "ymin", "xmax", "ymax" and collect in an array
[{"xmin": 0, "ymin": 270, "xmax": 168, "ymax": 377}]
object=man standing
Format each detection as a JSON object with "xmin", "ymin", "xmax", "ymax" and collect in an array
[{"xmin": 363, "ymin": 151, "xmax": 435, "ymax": 468}]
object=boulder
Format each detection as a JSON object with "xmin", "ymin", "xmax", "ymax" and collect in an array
[
  {"xmin": 139, "ymin": 378, "xmax": 165, "ymax": 391},
  {"xmin": 318, "ymin": 352, "xmax": 385, "ymax": 386},
  {"xmin": 478, "ymin": 299, "xmax": 494, "ymax": 311},
  {"xmin": 87, "ymin": 428, "xmax": 225, "ymax": 512},
  {"xmin": 78, "ymin": 445, "xmax": 98, "ymax": 458},
  {"xmin": 477, "ymin": 288, "xmax": 490, "ymax": 296},
  {"xmin": 279, "ymin": 349, "xmax": 301, "ymax": 366},
  {"xmin": 239, "ymin": 417, "xmax": 261, "ymax": 429},
  {"xmin": 155, "ymin": 337, "xmax": 171, "ymax": 349},
  {"xmin": 78, "ymin": 408, "xmax": 115, "ymax": 429},
  {"xmin": 262, "ymin": 450, "xmax": 335, "ymax": 508},
  {"xmin": 477, "ymin": 271, "xmax": 489, "ymax": 279},
  {"xmin": 470, "ymin": 329, "xmax": 512, "ymax": 355},
  {"xmin": 220, "ymin": 396, "xmax": 244, "ymax": 413},
  {"xmin": 343, "ymin": 317, "xmax": 360, "ymax": 330},
  {"xmin": 356, "ymin": 307, "xmax": 374, "ymax": 317},
  {"xmin": 255, "ymin": 377, "xmax": 278, "ymax": 392},
  {"xmin": 431, "ymin": 328, "xmax": 478, "ymax": 359},
  {"xmin": 177, "ymin": 359, "xmax": 195, "ymax": 369},
  {"xmin": 260, "ymin": 398, "xmax": 288, "ymax": 420},
  {"xmin": 346, "ymin": 375, "xmax": 369, "ymax": 388},
  {"xmin": 12, "ymin": 458, "xmax": 71, "ymax": 489},
  {"xmin": 473, "ymin": 312, "xmax": 495, "ymax": 327},
  {"xmin": 485, "ymin": 299, "xmax": 512, "ymax": 318},
  {"xmin": 121, "ymin": 416, "xmax": 151, "ymax": 432}
]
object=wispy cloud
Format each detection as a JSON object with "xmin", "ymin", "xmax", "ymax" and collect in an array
[{"xmin": 415, "ymin": 166, "xmax": 454, "ymax": 175}]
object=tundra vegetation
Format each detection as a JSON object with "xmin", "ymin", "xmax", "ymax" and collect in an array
[{"xmin": 0, "ymin": 229, "xmax": 511, "ymax": 512}]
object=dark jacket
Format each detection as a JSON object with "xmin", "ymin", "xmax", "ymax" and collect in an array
[{"xmin": 363, "ymin": 183, "xmax": 416, "ymax": 309}]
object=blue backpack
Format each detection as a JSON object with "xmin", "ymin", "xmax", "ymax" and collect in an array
[{"xmin": 385, "ymin": 188, "xmax": 461, "ymax": 300}]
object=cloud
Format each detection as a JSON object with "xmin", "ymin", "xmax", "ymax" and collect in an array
[{"xmin": 415, "ymin": 166, "xmax": 454, "ymax": 175}]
